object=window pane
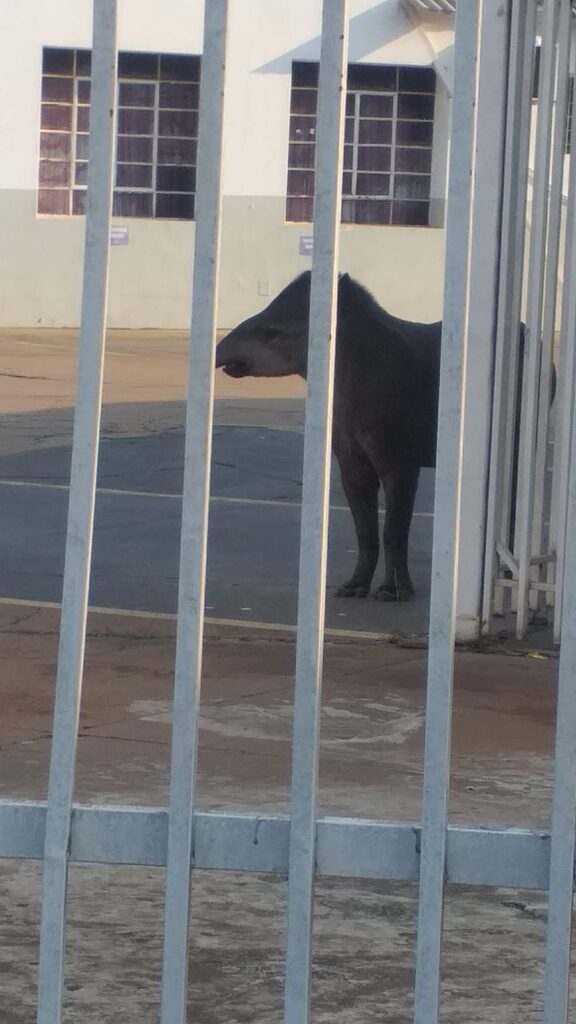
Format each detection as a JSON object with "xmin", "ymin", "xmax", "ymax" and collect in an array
[
  {"xmin": 155, "ymin": 192, "xmax": 195, "ymax": 218},
  {"xmin": 391, "ymin": 200, "xmax": 429, "ymax": 226},
  {"xmin": 359, "ymin": 94, "xmax": 393, "ymax": 117},
  {"xmin": 358, "ymin": 118, "xmax": 393, "ymax": 144},
  {"xmin": 38, "ymin": 189, "xmax": 69, "ymax": 214},
  {"xmin": 290, "ymin": 89, "xmax": 317, "ymax": 115},
  {"xmin": 157, "ymin": 137, "xmax": 197, "ymax": 165},
  {"xmin": 113, "ymin": 191, "xmax": 154, "ymax": 216},
  {"xmin": 346, "ymin": 94, "xmax": 355, "ymax": 115},
  {"xmin": 76, "ymin": 107, "xmax": 91, "ymax": 132},
  {"xmin": 289, "ymin": 116, "xmax": 316, "ymax": 142},
  {"xmin": 292, "ymin": 62, "xmax": 318, "ymax": 88},
  {"xmin": 160, "ymin": 55, "xmax": 200, "ymax": 82},
  {"xmin": 159, "ymin": 83, "xmax": 199, "ymax": 109},
  {"xmin": 41, "ymin": 104, "xmax": 73, "ymax": 131},
  {"xmin": 118, "ymin": 53, "xmax": 158, "ymax": 79},
  {"xmin": 117, "ymin": 136, "xmax": 154, "ymax": 162},
  {"xmin": 39, "ymin": 160, "xmax": 70, "ymax": 186},
  {"xmin": 288, "ymin": 143, "xmax": 315, "ymax": 170},
  {"xmin": 77, "ymin": 80, "xmax": 91, "ymax": 104},
  {"xmin": 76, "ymin": 134, "xmax": 90, "ymax": 160},
  {"xmin": 394, "ymin": 174, "xmax": 430, "ymax": 200},
  {"xmin": 396, "ymin": 120, "xmax": 434, "ymax": 146},
  {"xmin": 395, "ymin": 146, "xmax": 432, "ymax": 173},
  {"xmin": 397, "ymin": 93, "xmax": 435, "ymax": 120},
  {"xmin": 344, "ymin": 145, "xmax": 354, "ymax": 170},
  {"xmin": 346, "ymin": 198, "xmax": 391, "ymax": 224},
  {"xmin": 40, "ymin": 132, "xmax": 71, "ymax": 160},
  {"xmin": 345, "ymin": 117, "xmax": 355, "ymax": 143},
  {"xmin": 73, "ymin": 189, "xmax": 87, "ymax": 215},
  {"xmin": 287, "ymin": 169, "xmax": 315, "ymax": 197},
  {"xmin": 342, "ymin": 171, "xmax": 353, "ymax": 194},
  {"xmin": 118, "ymin": 108, "xmax": 155, "ymax": 135},
  {"xmin": 43, "ymin": 48, "xmax": 74, "ymax": 76},
  {"xmin": 399, "ymin": 66, "xmax": 436, "ymax": 94},
  {"xmin": 348, "ymin": 65, "xmax": 397, "ymax": 90},
  {"xmin": 286, "ymin": 196, "xmax": 313, "ymax": 221},
  {"xmin": 158, "ymin": 109, "xmax": 198, "ymax": 137},
  {"xmin": 76, "ymin": 51, "xmax": 92, "ymax": 76},
  {"xmin": 75, "ymin": 162, "xmax": 88, "ymax": 186},
  {"xmin": 156, "ymin": 165, "xmax": 195, "ymax": 191},
  {"xmin": 356, "ymin": 172, "xmax": 391, "ymax": 197},
  {"xmin": 119, "ymin": 82, "xmax": 156, "ymax": 107},
  {"xmin": 117, "ymin": 164, "xmax": 153, "ymax": 188},
  {"xmin": 357, "ymin": 145, "xmax": 391, "ymax": 172},
  {"xmin": 42, "ymin": 77, "xmax": 74, "ymax": 103}
]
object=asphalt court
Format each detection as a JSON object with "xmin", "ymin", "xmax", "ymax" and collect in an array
[{"xmin": 0, "ymin": 424, "xmax": 434, "ymax": 635}]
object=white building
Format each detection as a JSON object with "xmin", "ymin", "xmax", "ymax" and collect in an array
[{"xmin": 0, "ymin": 0, "xmax": 455, "ymax": 329}]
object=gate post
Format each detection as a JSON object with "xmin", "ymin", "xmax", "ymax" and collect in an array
[{"xmin": 455, "ymin": 0, "xmax": 512, "ymax": 640}]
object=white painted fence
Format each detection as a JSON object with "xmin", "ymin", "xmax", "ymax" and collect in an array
[
  {"xmin": 483, "ymin": 0, "xmax": 576, "ymax": 641},
  {"xmin": 2, "ymin": 1, "xmax": 576, "ymax": 1022}
]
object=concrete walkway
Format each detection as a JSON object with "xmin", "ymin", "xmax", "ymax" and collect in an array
[{"xmin": 0, "ymin": 328, "xmax": 563, "ymax": 1022}]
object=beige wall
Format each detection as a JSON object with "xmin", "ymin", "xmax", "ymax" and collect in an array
[{"xmin": 0, "ymin": 191, "xmax": 445, "ymax": 330}]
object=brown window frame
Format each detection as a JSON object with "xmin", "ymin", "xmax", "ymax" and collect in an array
[
  {"xmin": 286, "ymin": 61, "xmax": 437, "ymax": 227},
  {"xmin": 38, "ymin": 48, "xmax": 200, "ymax": 220}
]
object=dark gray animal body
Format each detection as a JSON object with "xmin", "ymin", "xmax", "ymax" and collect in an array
[{"xmin": 215, "ymin": 271, "xmax": 441, "ymax": 601}]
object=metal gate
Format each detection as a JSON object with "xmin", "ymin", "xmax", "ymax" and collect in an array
[
  {"xmin": 2, "ymin": 1, "xmax": 576, "ymax": 1022},
  {"xmin": 483, "ymin": 0, "xmax": 576, "ymax": 642}
]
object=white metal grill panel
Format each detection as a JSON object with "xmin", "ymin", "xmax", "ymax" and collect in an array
[{"xmin": 3, "ymin": 2, "xmax": 576, "ymax": 1023}]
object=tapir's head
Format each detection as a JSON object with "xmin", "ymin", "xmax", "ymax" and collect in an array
[{"xmin": 215, "ymin": 272, "xmax": 313, "ymax": 379}]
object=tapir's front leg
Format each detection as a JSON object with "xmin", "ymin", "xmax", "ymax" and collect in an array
[
  {"xmin": 334, "ymin": 443, "xmax": 380, "ymax": 598},
  {"xmin": 373, "ymin": 465, "xmax": 420, "ymax": 602}
]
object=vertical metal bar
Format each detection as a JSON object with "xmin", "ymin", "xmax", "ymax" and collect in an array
[
  {"xmin": 283, "ymin": 3, "xmax": 348, "ymax": 1022},
  {"xmin": 159, "ymin": 4, "xmax": 228, "ymax": 1023},
  {"xmin": 456, "ymin": 0, "xmax": 511, "ymax": 639},
  {"xmin": 516, "ymin": 0, "xmax": 561, "ymax": 637},
  {"xmin": 532, "ymin": 0, "xmax": 570, "ymax": 610},
  {"xmin": 413, "ymin": 2, "xmax": 480, "ymax": 1021},
  {"xmin": 542, "ymin": 241, "xmax": 576, "ymax": 1022},
  {"xmin": 36, "ymin": 4, "xmax": 118, "ymax": 1022},
  {"xmin": 543, "ymin": 0, "xmax": 572, "ymax": 606},
  {"xmin": 482, "ymin": 0, "xmax": 537, "ymax": 629},
  {"xmin": 553, "ymin": 104, "xmax": 576, "ymax": 641}
]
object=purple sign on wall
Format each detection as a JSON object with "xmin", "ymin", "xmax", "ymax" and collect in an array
[
  {"xmin": 299, "ymin": 235, "xmax": 313, "ymax": 256},
  {"xmin": 111, "ymin": 225, "xmax": 129, "ymax": 246}
]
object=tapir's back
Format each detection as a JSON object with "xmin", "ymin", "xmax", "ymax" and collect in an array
[{"xmin": 334, "ymin": 298, "xmax": 442, "ymax": 470}]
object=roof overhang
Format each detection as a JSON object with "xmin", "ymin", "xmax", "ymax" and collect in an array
[
  {"xmin": 405, "ymin": 0, "xmax": 455, "ymax": 13},
  {"xmin": 406, "ymin": 0, "xmax": 576, "ymax": 14}
]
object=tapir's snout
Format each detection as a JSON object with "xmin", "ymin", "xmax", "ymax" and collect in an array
[{"xmin": 215, "ymin": 334, "xmax": 253, "ymax": 377}]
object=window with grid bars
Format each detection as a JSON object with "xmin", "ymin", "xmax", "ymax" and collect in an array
[
  {"xmin": 286, "ymin": 62, "xmax": 436, "ymax": 226},
  {"xmin": 38, "ymin": 48, "xmax": 199, "ymax": 219}
]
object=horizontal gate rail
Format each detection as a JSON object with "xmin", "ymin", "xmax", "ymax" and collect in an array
[{"xmin": 0, "ymin": 801, "xmax": 554, "ymax": 891}]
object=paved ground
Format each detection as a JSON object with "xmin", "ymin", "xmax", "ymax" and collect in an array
[
  {"xmin": 0, "ymin": 329, "xmax": 436, "ymax": 636},
  {"xmin": 0, "ymin": 602, "xmax": 561, "ymax": 1023},
  {"xmin": 0, "ymin": 328, "xmax": 565, "ymax": 1022}
]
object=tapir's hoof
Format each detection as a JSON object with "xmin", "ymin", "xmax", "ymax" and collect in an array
[
  {"xmin": 335, "ymin": 580, "xmax": 370, "ymax": 598},
  {"xmin": 373, "ymin": 582, "xmax": 415, "ymax": 603}
]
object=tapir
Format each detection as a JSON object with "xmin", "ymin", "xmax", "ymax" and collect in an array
[{"xmin": 215, "ymin": 271, "xmax": 441, "ymax": 601}]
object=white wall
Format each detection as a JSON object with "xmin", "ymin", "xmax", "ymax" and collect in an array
[{"xmin": 0, "ymin": 0, "xmax": 448, "ymax": 328}]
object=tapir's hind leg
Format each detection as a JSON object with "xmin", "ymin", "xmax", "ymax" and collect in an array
[
  {"xmin": 373, "ymin": 464, "xmax": 420, "ymax": 602},
  {"xmin": 334, "ymin": 444, "xmax": 380, "ymax": 598}
]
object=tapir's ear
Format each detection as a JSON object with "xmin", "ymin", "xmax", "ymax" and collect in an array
[{"xmin": 338, "ymin": 272, "xmax": 352, "ymax": 308}]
